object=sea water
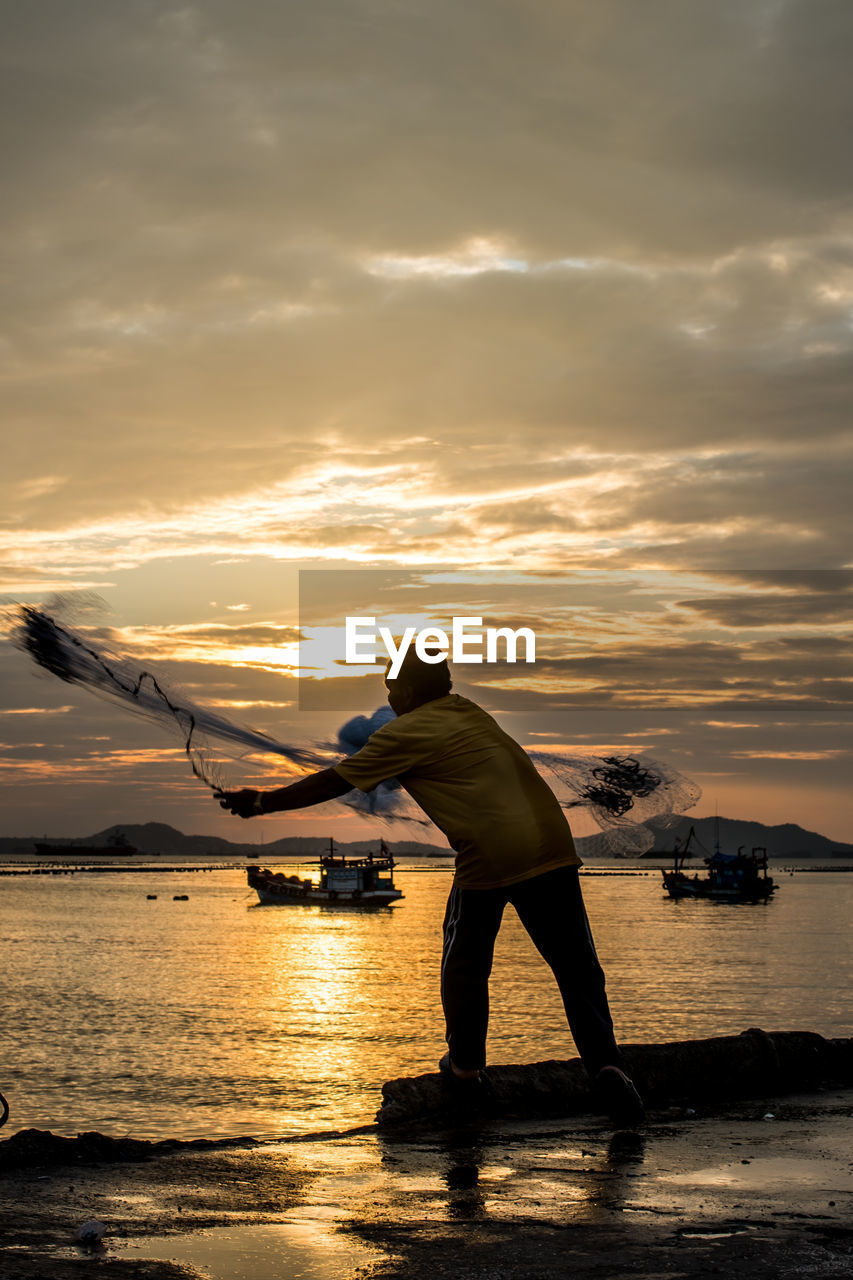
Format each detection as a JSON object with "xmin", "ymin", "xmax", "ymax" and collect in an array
[{"xmin": 2, "ymin": 864, "xmax": 851, "ymax": 1140}]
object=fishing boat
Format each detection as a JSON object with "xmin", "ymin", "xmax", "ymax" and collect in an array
[
  {"xmin": 247, "ymin": 839, "xmax": 404, "ymax": 907},
  {"xmin": 661, "ymin": 824, "xmax": 777, "ymax": 902}
]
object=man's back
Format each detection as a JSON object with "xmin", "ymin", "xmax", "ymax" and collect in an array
[{"xmin": 333, "ymin": 693, "xmax": 581, "ymax": 888}]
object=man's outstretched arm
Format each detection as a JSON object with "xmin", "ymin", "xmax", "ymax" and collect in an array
[{"xmin": 215, "ymin": 766, "xmax": 354, "ymax": 819}]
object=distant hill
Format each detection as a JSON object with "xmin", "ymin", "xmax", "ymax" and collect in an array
[
  {"xmin": 0, "ymin": 821, "xmax": 451, "ymax": 859},
  {"xmin": 0, "ymin": 815, "xmax": 849, "ymax": 861},
  {"xmin": 645, "ymin": 815, "xmax": 853, "ymax": 860}
]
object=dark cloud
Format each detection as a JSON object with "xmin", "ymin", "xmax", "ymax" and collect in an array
[
  {"xmin": 677, "ymin": 594, "xmax": 853, "ymax": 627},
  {"xmin": 7, "ymin": 1, "xmax": 850, "ymax": 254},
  {"xmin": 709, "ymin": 570, "xmax": 853, "ymax": 593}
]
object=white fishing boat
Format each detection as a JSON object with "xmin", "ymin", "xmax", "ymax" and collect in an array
[{"xmin": 247, "ymin": 839, "xmax": 404, "ymax": 907}]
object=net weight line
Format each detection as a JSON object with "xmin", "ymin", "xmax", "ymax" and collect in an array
[{"xmin": 20, "ymin": 605, "xmax": 215, "ymax": 787}]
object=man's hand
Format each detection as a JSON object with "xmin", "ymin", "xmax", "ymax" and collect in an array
[
  {"xmin": 214, "ymin": 768, "xmax": 354, "ymax": 818},
  {"xmin": 214, "ymin": 788, "xmax": 263, "ymax": 819}
]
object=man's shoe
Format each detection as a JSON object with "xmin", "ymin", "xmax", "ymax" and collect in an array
[
  {"xmin": 438, "ymin": 1052, "xmax": 486, "ymax": 1090},
  {"xmin": 594, "ymin": 1065, "xmax": 646, "ymax": 1128}
]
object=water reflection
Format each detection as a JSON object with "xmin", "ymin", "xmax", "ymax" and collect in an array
[
  {"xmin": 376, "ymin": 1123, "xmax": 648, "ymax": 1227},
  {"xmin": 123, "ymin": 1220, "xmax": 380, "ymax": 1280},
  {"xmin": 2, "ymin": 866, "xmax": 851, "ymax": 1138},
  {"xmin": 442, "ymin": 1140, "xmax": 486, "ymax": 1219}
]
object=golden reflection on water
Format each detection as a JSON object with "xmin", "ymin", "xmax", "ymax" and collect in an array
[{"xmin": 263, "ymin": 913, "xmax": 369, "ymax": 1086}]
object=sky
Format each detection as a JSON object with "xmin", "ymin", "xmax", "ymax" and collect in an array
[{"xmin": 1, "ymin": 0, "xmax": 850, "ymax": 843}]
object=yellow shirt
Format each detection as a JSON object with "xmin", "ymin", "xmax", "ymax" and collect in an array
[{"xmin": 332, "ymin": 694, "xmax": 581, "ymax": 889}]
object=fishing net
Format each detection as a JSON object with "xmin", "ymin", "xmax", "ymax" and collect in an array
[
  {"xmin": 8, "ymin": 603, "xmax": 700, "ymax": 850},
  {"xmin": 527, "ymin": 750, "xmax": 701, "ymax": 856},
  {"xmin": 8, "ymin": 603, "xmax": 326, "ymax": 791}
]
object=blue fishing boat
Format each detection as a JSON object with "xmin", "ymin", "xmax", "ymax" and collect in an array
[{"xmin": 661, "ymin": 823, "xmax": 777, "ymax": 902}]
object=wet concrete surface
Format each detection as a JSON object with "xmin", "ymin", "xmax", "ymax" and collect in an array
[
  {"xmin": 1, "ymin": 1091, "xmax": 852, "ymax": 1279},
  {"xmin": 0, "ymin": 1140, "xmax": 314, "ymax": 1279},
  {"xmin": 352, "ymin": 1090, "xmax": 853, "ymax": 1278}
]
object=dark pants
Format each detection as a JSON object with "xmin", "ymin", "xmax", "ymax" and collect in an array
[{"xmin": 441, "ymin": 865, "xmax": 623, "ymax": 1077}]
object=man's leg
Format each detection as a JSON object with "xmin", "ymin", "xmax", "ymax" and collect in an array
[
  {"xmin": 441, "ymin": 882, "xmax": 506, "ymax": 1072},
  {"xmin": 509, "ymin": 865, "xmax": 624, "ymax": 1077}
]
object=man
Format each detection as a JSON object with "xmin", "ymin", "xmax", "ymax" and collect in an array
[{"xmin": 216, "ymin": 649, "xmax": 644, "ymax": 1126}]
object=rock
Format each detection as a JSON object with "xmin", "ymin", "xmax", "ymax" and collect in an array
[
  {"xmin": 0, "ymin": 1128, "xmax": 259, "ymax": 1171},
  {"xmin": 73, "ymin": 1219, "xmax": 107, "ymax": 1244},
  {"xmin": 0, "ymin": 1129, "xmax": 156, "ymax": 1169},
  {"xmin": 377, "ymin": 1028, "xmax": 853, "ymax": 1128}
]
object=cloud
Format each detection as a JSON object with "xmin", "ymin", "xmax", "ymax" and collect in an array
[
  {"xmin": 730, "ymin": 749, "xmax": 848, "ymax": 760},
  {"xmin": 1, "ymin": 3, "xmax": 851, "ymax": 569},
  {"xmin": 1, "ymin": 1, "xmax": 851, "ymax": 837},
  {"xmin": 0, "ymin": 705, "xmax": 74, "ymax": 716}
]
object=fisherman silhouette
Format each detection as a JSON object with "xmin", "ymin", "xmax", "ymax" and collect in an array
[{"xmin": 216, "ymin": 649, "xmax": 645, "ymax": 1127}]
